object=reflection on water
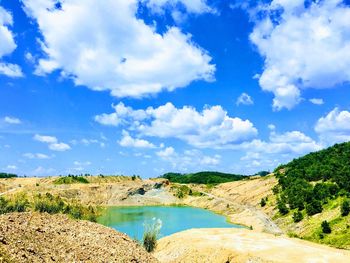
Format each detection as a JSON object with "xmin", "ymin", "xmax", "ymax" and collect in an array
[{"xmin": 98, "ymin": 206, "xmax": 243, "ymax": 240}]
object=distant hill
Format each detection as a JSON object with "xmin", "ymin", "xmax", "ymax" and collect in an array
[{"xmin": 161, "ymin": 171, "xmax": 246, "ymax": 184}]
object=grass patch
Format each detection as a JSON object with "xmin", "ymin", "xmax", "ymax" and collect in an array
[
  {"xmin": 53, "ymin": 175, "xmax": 89, "ymax": 184},
  {"xmin": 142, "ymin": 220, "xmax": 161, "ymax": 252},
  {"xmin": 170, "ymin": 185, "xmax": 203, "ymax": 199},
  {"xmin": 0, "ymin": 192, "xmax": 100, "ymax": 222}
]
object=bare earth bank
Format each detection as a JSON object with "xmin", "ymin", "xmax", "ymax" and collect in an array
[{"xmin": 154, "ymin": 228, "xmax": 350, "ymax": 263}]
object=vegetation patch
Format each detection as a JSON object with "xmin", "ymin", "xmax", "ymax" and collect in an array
[
  {"xmin": 54, "ymin": 175, "xmax": 89, "ymax": 184},
  {"xmin": 271, "ymin": 142, "xmax": 350, "ymax": 249},
  {"xmin": 170, "ymin": 185, "xmax": 203, "ymax": 199},
  {"xmin": 142, "ymin": 220, "xmax": 160, "ymax": 252},
  {"xmin": 161, "ymin": 171, "xmax": 246, "ymax": 185},
  {"xmin": 0, "ymin": 192, "xmax": 100, "ymax": 222},
  {"xmin": 0, "ymin": 172, "xmax": 17, "ymax": 178}
]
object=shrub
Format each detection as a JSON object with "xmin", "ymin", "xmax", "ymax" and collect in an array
[
  {"xmin": 306, "ymin": 199, "xmax": 323, "ymax": 216},
  {"xmin": 142, "ymin": 220, "xmax": 160, "ymax": 252},
  {"xmin": 260, "ymin": 198, "xmax": 266, "ymax": 207},
  {"xmin": 321, "ymin": 220, "xmax": 331, "ymax": 234},
  {"xmin": 7, "ymin": 193, "xmax": 29, "ymax": 212},
  {"xmin": 277, "ymin": 199, "xmax": 289, "ymax": 215},
  {"xmin": 0, "ymin": 192, "xmax": 99, "ymax": 222},
  {"xmin": 341, "ymin": 199, "xmax": 350, "ymax": 216},
  {"xmin": 292, "ymin": 211, "xmax": 303, "ymax": 223}
]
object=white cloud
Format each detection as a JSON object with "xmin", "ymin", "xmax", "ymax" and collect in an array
[
  {"xmin": 23, "ymin": 153, "xmax": 51, "ymax": 159},
  {"xmin": 34, "ymin": 134, "xmax": 57, "ymax": 144},
  {"xmin": 309, "ymin": 98, "xmax": 324, "ymax": 105},
  {"xmin": 156, "ymin": 146, "xmax": 175, "ymax": 158},
  {"xmin": 0, "ymin": 63, "xmax": 23, "ymax": 77},
  {"xmin": 4, "ymin": 116, "xmax": 21, "ymax": 124},
  {"xmin": 236, "ymin": 92, "xmax": 254, "ymax": 106},
  {"xmin": 22, "ymin": 0, "xmax": 215, "ymax": 98},
  {"xmin": 95, "ymin": 102, "xmax": 257, "ymax": 148},
  {"xmin": 6, "ymin": 165, "xmax": 17, "ymax": 170},
  {"xmin": 48, "ymin": 142, "xmax": 71, "ymax": 151},
  {"xmin": 156, "ymin": 147, "xmax": 220, "ymax": 171},
  {"xmin": 144, "ymin": 0, "xmax": 212, "ymax": 14},
  {"xmin": 0, "ymin": 6, "xmax": 23, "ymax": 77},
  {"xmin": 73, "ymin": 161, "xmax": 91, "ymax": 166},
  {"xmin": 315, "ymin": 108, "xmax": 350, "ymax": 145},
  {"xmin": 119, "ymin": 130, "xmax": 156, "ymax": 148},
  {"xmin": 33, "ymin": 134, "xmax": 71, "ymax": 151},
  {"xmin": 71, "ymin": 138, "xmax": 106, "ymax": 148},
  {"xmin": 250, "ymin": 0, "xmax": 350, "ymax": 110},
  {"xmin": 239, "ymin": 129, "xmax": 321, "ymax": 171}
]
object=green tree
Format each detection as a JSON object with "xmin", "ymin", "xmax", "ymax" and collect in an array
[
  {"xmin": 341, "ymin": 199, "xmax": 350, "ymax": 216},
  {"xmin": 277, "ymin": 199, "xmax": 289, "ymax": 215},
  {"xmin": 321, "ymin": 220, "xmax": 331, "ymax": 234},
  {"xmin": 306, "ymin": 199, "xmax": 323, "ymax": 216},
  {"xmin": 260, "ymin": 198, "xmax": 266, "ymax": 207},
  {"xmin": 292, "ymin": 211, "xmax": 303, "ymax": 223}
]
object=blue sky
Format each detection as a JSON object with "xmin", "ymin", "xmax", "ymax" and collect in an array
[{"xmin": 0, "ymin": 0, "xmax": 350, "ymax": 177}]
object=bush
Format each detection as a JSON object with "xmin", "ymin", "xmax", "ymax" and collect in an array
[
  {"xmin": 306, "ymin": 199, "xmax": 323, "ymax": 216},
  {"xmin": 321, "ymin": 220, "xmax": 331, "ymax": 234},
  {"xmin": 341, "ymin": 199, "xmax": 350, "ymax": 216},
  {"xmin": 260, "ymin": 198, "xmax": 266, "ymax": 207},
  {"xmin": 277, "ymin": 199, "xmax": 289, "ymax": 215},
  {"xmin": 0, "ymin": 192, "xmax": 99, "ymax": 222},
  {"xmin": 142, "ymin": 220, "xmax": 160, "ymax": 252},
  {"xmin": 293, "ymin": 211, "xmax": 303, "ymax": 222}
]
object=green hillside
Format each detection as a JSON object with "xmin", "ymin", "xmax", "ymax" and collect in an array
[
  {"xmin": 161, "ymin": 171, "xmax": 245, "ymax": 184},
  {"xmin": 273, "ymin": 142, "xmax": 350, "ymax": 249}
]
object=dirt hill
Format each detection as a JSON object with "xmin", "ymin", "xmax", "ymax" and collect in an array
[
  {"xmin": 0, "ymin": 212, "xmax": 158, "ymax": 263},
  {"xmin": 154, "ymin": 228, "xmax": 350, "ymax": 263}
]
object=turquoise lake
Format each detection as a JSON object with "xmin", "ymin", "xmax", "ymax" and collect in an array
[{"xmin": 98, "ymin": 206, "xmax": 243, "ymax": 240}]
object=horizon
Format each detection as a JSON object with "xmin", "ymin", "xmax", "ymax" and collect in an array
[{"xmin": 1, "ymin": 0, "xmax": 350, "ymax": 178}]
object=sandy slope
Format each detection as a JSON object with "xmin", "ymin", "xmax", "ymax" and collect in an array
[
  {"xmin": 154, "ymin": 228, "xmax": 350, "ymax": 263},
  {"xmin": 0, "ymin": 212, "xmax": 158, "ymax": 262}
]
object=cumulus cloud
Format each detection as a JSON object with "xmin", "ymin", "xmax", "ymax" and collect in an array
[
  {"xmin": 70, "ymin": 138, "xmax": 105, "ymax": 148},
  {"xmin": 144, "ymin": 0, "xmax": 212, "ymax": 14},
  {"xmin": 33, "ymin": 134, "xmax": 71, "ymax": 152},
  {"xmin": 0, "ymin": 6, "xmax": 23, "ymax": 77},
  {"xmin": 6, "ymin": 164, "xmax": 17, "ymax": 170},
  {"xmin": 250, "ymin": 0, "xmax": 350, "ymax": 110},
  {"xmin": 95, "ymin": 102, "xmax": 257, "ymax": 148},
  {"xmin": 156, "ymin": 147, "xmax": 220, "ymax": 171},
  {"xmin": 315, "ymin": 108, "xmax": 350, "ymax": 145},
  {"xmin": 23, "ymin": 153, "xmax": 51, "ymax": 159},
  {"xmin": 4, "ymin": 116, "xmax": 21, "ymax": 124},
  {"xmin": 22, "ymin": 0, "xmax": 215, "ymax": 98},
  {"xmin": 119, "ymin": 130, "xmax": 156, "ymax": 148},
  {"xmin": 236, "ymin": 93, "xmax": 254, "ymax": 106},
  {"xmin": 309, "ymin": 98, "xmax": 324, "ymax": 105},
  {"xmin": 239, "ymin": 128, "xmax": 322, "ymax": 172}
]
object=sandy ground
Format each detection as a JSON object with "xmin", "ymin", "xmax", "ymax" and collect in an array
[
  {"xmin": 0, "ymin": 212, "xmax": 158, "ymax": 262},
  {"xmin": 154, "ymin": 228, "xmax": 350, "ymax": 263}
]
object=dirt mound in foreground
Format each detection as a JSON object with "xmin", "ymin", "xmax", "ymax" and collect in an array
[
  {"xmin": 154, "ymin": 228, "xmax": 350, "ymax": 263},
  {"xmin": 0, "ymin": 212, "xmax": 158, "ymax": 263}
]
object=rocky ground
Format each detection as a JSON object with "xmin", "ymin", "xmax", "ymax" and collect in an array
[
  {"xmin": 154, "ymin": 228, "xmax": 350, "ymax": 263},
  {"xmin": 0, "ymin": 212, "xmax": 158, "ymax": 263}
]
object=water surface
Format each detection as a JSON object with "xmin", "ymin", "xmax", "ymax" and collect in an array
[{"xmin": 98, "ymin": 206, "xmax": 243, "ymax": 240}]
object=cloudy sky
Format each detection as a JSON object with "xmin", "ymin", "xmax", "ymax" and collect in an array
[{"xmin": 1, "ymin": 0, "xmax": 350, "ymax": 177}]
